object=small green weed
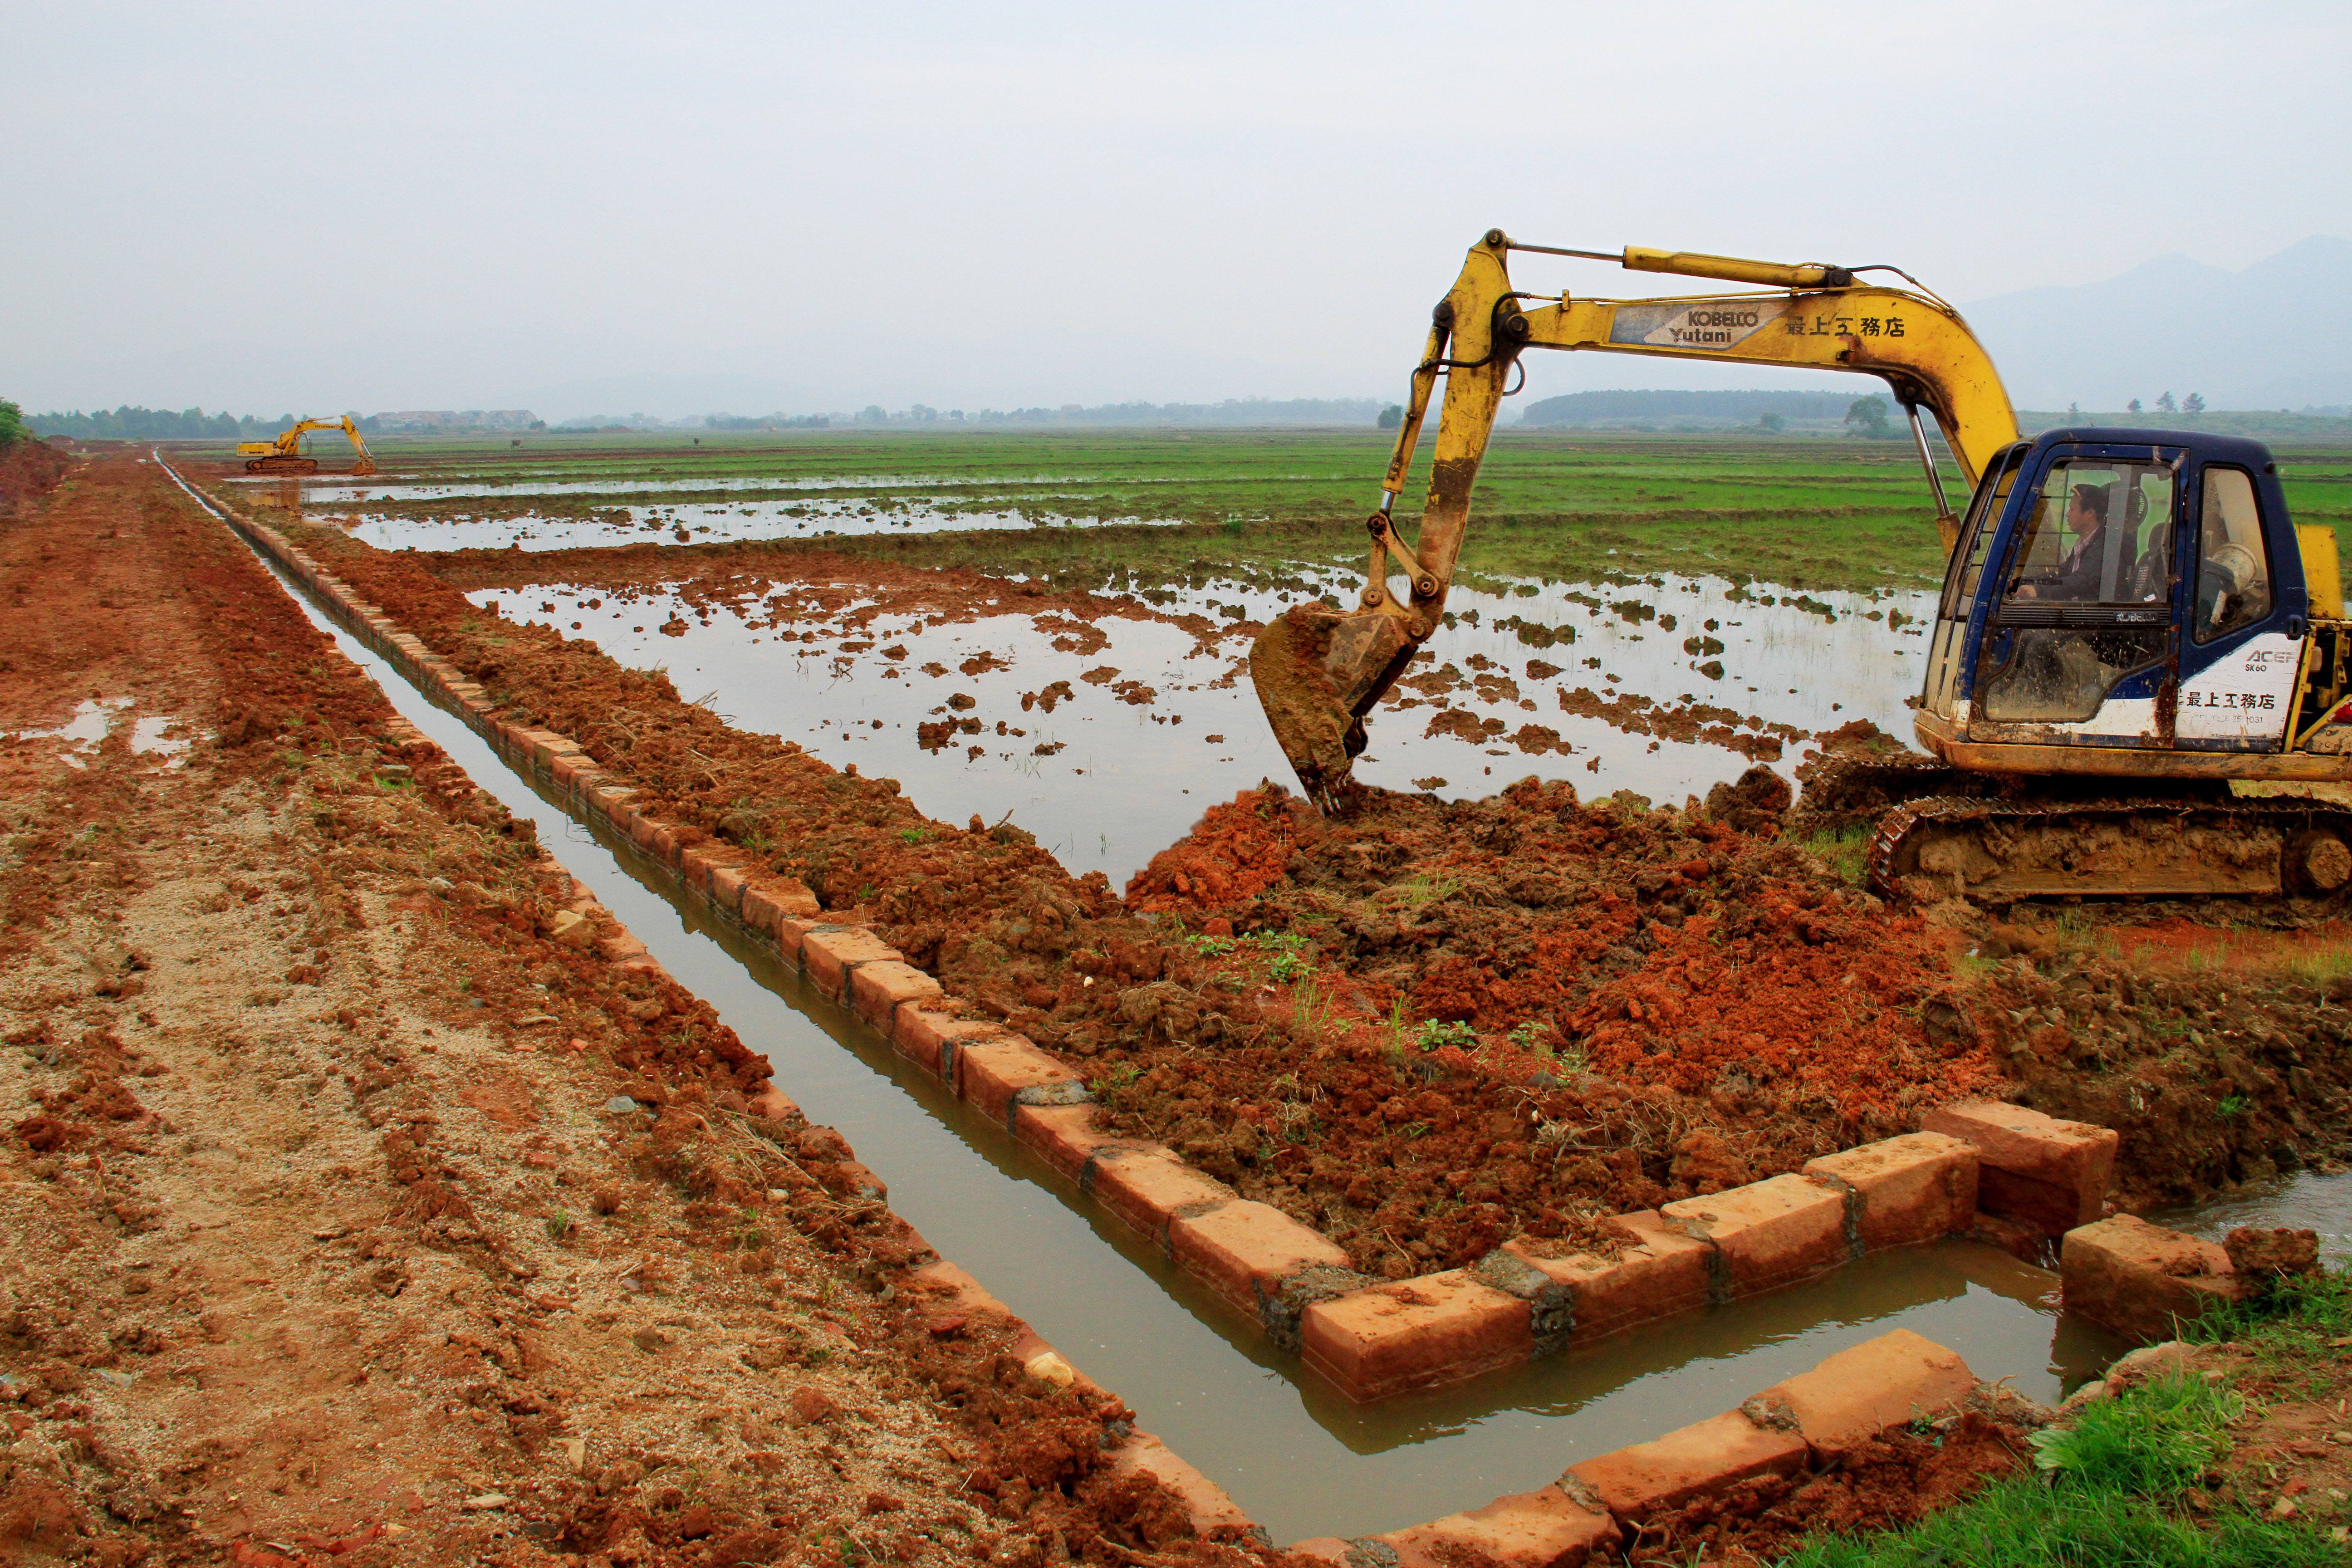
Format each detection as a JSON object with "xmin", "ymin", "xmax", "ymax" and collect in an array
[
  {"xmin": 1185, "ymin": 933, "xmax": 1234, "ymax": 956},
  {"xmin": 897, "ymin": 827, "xmax": 928, "ymax": 844},
  {"xmin": 1416, "ymin": 1019, "xmax": 1478, "ymax": 1053},
  {"xmin": 1269, "ymin": 950, "xmax": 1308, "ymax": 983},
  {"xmin": 2214, "ymin": 1093, "xmax": 2251, "ymax": 1119},
  {"xmin": 1795, "ymin": 826, "xmax": 1871, "ymax": 886},
  {"xmin": 2027, "ymin": 1372, "xmax": 2240, "ymax": 1493},
  {"xmin": 544, "ymin": 1210, "xmax": 572, "ymax": 1240}
]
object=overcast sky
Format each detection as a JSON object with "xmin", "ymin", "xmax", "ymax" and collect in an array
[{"xmin": 7, "ymin": 1, "xmax": 2347, "ymax": 418}]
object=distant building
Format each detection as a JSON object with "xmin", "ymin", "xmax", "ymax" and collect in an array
[{"xmin": 366, "ymin": 410, "xmax": 542, "ymax": 432}]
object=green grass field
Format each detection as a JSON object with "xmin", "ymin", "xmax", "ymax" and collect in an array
[{"xmin": 210, "ymin": 426, "xmax": 2352, "ymax": 598}]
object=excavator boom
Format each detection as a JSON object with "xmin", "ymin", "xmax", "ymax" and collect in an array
[{"xmin": 1252, "ymin": 230, "xmax": 2019, "ymax": 812}]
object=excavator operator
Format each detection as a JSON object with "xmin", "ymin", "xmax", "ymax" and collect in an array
[{"xmin": 2013, "ymin": 482, "xmax": 2147, "ymax": 601}]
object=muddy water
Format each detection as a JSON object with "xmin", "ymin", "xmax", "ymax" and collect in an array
[
  {"xmin": 470, "ymin": 571, "xmax": 1932, "ymax": 884},
  {"xmin": 180, "ymin": 524, "xmax": 2139, "ymax": 1541},
  {"xmin": 339, "ymin": 497, "xmax": 1177, "ymax": 552},
  {"xmin": 237, "ymin": 472, "xmax": 1095, "ymax": 502},
  {"xmin": 2154, "ymin": 1168, "xmax": 2352, "ymax": 1268}
]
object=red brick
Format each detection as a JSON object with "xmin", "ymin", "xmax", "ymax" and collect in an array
[
  {"xmin": 1107, "ymin": 1432, "xmax": 1258, "ymax": 1540},
  {"xmin": 1803, "ymin": 1132, "xmax": 1979, "ymax": 1253},
  {"xmin": 749, "ymin": 1086, "xmax": 801, "ymax": 1121},
  {"xmin": 1378, "ymin": 1485, "xmax": 1618, "ymax": 1568},
  {"xmin": 739, "ymin": 874, "xmax": 821, "ymax": 937},
  {"xmin": 1499, "ymin": 1210, "xmax": 1712, "ymax": 1342},
  {"xmin": 2061, "ymin": 1214, "xmax": 2244, "ymax": 1343},
  {"xmin": 1300, "ymin": 1270, "xmax": 1534, "ymax": 1402},
  {"xmin": 1011, "ymin": 1101, "xmax": 1157, "ymax": 1184},
  {"xmin": 1088, "ymin": 1147, "xmax": 1235, "ymax": 1248},
  {"xmin": 707, "ymin": 861, "xmax": 750, "ymax": 915},
  {"xmin": 906, "ymin": 1259, "xmax": 1016, "ymax": 1326},
  {"xmin": 550, "ymin": 753, "xmax": 595, "ymax": 791},
  {"xmin": 1170, "ymin": 1200, "xmax": 1354, "ymax": 1325},
  {"xmin": 597, "ymin": 933, "xmax": 650, "ymax": 964},
  {"xmin": 956, "ymin": 1035, "xmax": 1083, "ymax": 1126},
  {"xmin": 1747, "ymin": 1329, "xmax": 1976, "ymax": 1461},
  {"xmin": 1921, "ymin": 1101, "xmax": 2117, "ymax": 1235},
  {"xmin": 849, "ymin": 960, "xmax": 943, "ymax": 1029},
  {"xmin": 800, "ymin": 926, "xmax": 902, "ymax": 1000},
  {"xmin": 1561, "ymin": 1410, "xmax": 1808, "ymax": 1527},
  {"xmin": 643, "ymin": 822, "xmax": 679, "ymax": 859},
  {"xmin": 891, "ymin": 1008, "xmax": 1003, "ymax": 1079},
  {"xmin": 1008, "ymin": 1330, "xmax": 1102, "ymax": 1396},
  {"xmin": 677, "ymin": 846, "xmax": 726, "ymax": 894},
  {"xmin": 1662, "ymin": 1174, "xmax": 1848, "ymax": 1298}
]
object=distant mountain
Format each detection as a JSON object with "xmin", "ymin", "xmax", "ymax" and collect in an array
[{"xmin": 1962, "ymin": 236, "xmax": 2352, "ymax": 410}]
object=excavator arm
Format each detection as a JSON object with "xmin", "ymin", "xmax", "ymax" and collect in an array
[
  {"xmin": 1252, "ymin": 229, "xmax": 2019, "ymax": 813},
  {"xmin": 236, "ymin": 416, "xmax": 377, "ymax": 476}
]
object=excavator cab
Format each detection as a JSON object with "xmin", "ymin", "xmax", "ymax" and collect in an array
[{"xmin": 1914, "ymin": 428, "xmax": 2329, "ymax": 770}]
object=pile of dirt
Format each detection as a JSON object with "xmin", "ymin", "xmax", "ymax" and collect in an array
[
  {"xmin": 1092, "ymin": 775, "xmax": 2005, "ymax": 1272},
  {"xmin": 0, "ymin": 435, "xmax": 68, "ymax": 520}
]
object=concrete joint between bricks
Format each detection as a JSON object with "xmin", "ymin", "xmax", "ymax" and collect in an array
[
  {"xmin": 1471, "ymin": 1248, "xmax": 1576, "ymax": 1355},
  {"xmin": 1807, "ymin": 1169, "xmax": 1868, "ymax": 1262}
]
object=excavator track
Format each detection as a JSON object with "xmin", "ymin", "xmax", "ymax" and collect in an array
[
  {"xmin": 1792, "ymin": 748, "xmax": 1975, "ymax": 828},
  {"xmin": 1867, "ymin": 794, "xmax": 2352, "ymax": 903},
  {"xmin": 244, "ymin": 455, "xmax": 320, "ymax": 475}
]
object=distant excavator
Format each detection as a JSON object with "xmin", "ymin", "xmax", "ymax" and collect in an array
[
  {"xmin": 237, "ymin": 416, "xmax": 377, "ymax": 476},
  {"xmin": 1251, "ymin": 230, "xmax": 2352, "ymax": 902}
]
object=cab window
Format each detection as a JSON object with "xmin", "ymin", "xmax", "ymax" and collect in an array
[
  {"xmin": 1939, "ymin": 451, "xmax": 2021, "ymax": 620},
  {"xmin": 1999, "ymin": 460, "xmax": 2175, "ymax": 607},
  {"xmin": 2195, "ymin": 467, "xmax": 2272, "ymax": 643}
]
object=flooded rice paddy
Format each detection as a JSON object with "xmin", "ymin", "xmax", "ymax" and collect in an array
[{"xmin": 470, "ymin": 568, "xmax": 1932, "ymax": 884}]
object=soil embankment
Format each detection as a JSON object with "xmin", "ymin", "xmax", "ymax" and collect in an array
[
  {"xmin": 218, "ymin": 480, "xmax": 2352, "ymax": 1283},
  {"xmin": 1, "ymin": 456, "xmax": 1260, "ymax": 1568}
]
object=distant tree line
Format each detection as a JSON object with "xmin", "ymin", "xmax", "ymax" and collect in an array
[
  {"xmin": 1519, "ymin": 389, "xmax": 1880, "ymax": 426},
  {"xmin": 686, "ymin": 399, "xmax": 1383, "ymax": 430},
  {"xmin": 28, "ymin": 405, "xmax": 299, "ymax": 441}
]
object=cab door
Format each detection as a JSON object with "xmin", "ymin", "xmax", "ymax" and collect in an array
[
  {"xmin": 1919, "ymin": 445, "xmax": 2023, "ymax": 724},
  {"xmin": 2175, "ymin": 461, "xmax": 2304, "ymax": 750},
  {"xmin": 1963, "ymin": 444, "xmax": 2183, "ymax": 747}
]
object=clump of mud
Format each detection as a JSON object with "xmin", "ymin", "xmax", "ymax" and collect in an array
[{"xmin": 1055, "ymin": 774, "xmax": 2002, "ymax": 1274}]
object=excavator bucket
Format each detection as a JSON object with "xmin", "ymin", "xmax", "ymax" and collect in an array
[{"xmin": 1249, "ymin": 602, "xmax": 1411, "ymax": 815}]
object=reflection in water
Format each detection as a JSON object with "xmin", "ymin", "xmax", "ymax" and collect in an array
[
  {"xmin": 470, "ymin": 571, "xmax": 1932, "ymax": 885},
  {"xmin": 2153, "ymin": 1168, "xmax": 2352, "ymax": 1268},
  {"xmin": 345, "ymin": 495, "xmax": 1180, "ymax": 551}
]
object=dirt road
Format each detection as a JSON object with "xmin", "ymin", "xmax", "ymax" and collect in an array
[{"xmin": 0, "ymin": 455, "xmax": 1249, "ymax": 1568}]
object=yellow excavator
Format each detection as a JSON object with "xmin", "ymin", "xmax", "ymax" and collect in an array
[
  {"xmin": 1251, "ymin": 230, "xmax": 2352, "ymax": 901},
  {"xmin": 236, "ymin": 416, "xmax": 377, "ymax": 476}
]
